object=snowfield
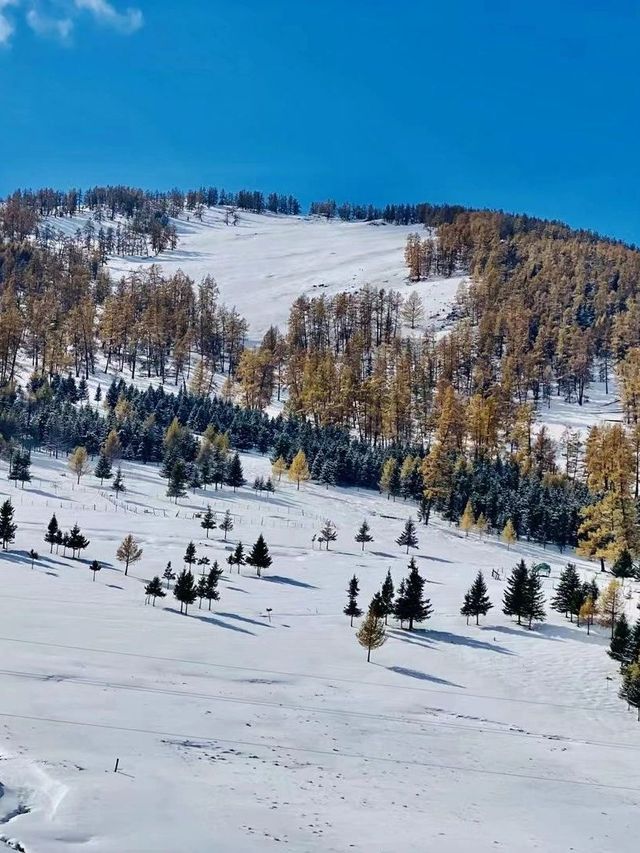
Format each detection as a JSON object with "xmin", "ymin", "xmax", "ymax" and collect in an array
[
  {"xmin": 1, "ymin": 450, "xmax": 640, "ymax": 852},
  {"xmin": 49, "ymin": 207, "xmax": 465, "ymax": 341}
]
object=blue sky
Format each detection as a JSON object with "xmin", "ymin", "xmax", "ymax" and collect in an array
[{"xmin": 1, "ymin": 1, "xmax": 640, "ymax": 242}]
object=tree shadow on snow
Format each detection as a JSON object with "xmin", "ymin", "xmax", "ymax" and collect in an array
[
  {"xmin": 261, "ymin": 575, "xmax": 318, "ymax": 590},
  {"xmin": 488, "ymin": 623, "xmax": 609, "ymax": 647},
  {"xmin": 386, "ymin": 665, "xmax": 465, "ymax": 689},
  {"xmin": 391, "ymin": 627, "xmax": 513, "ymax": 655},
  {"xmin": 216, "ymin": 611, "xmax": 273, "ymax": 629},
  {"xmin": 164, "ymin": 607, "xmax": 255, "ymax": 635}
]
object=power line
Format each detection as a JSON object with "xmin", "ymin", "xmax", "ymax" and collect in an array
[{"xmin": 1, "ymin": 709, "xmax": 638, "ymax": 794}]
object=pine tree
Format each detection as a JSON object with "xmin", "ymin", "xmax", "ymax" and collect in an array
[
  {"xmin": 619, "ymin": 662, "xmax": 640, "ymax": 720},
  {"xmin": 68, "ymin": 446, "xmax": 91, "ymax": 484},
  {"xmin": 90, "ymin": 559, "xmax": 101, "ymax": 581},
  {"xmin": 229, "ymin": 542, "xmax": 246, "ymax": 573},
  {"xmin": 173, "ymin": 568, "xmax": 197, "ymax": 614},
  {"xmin": 551, "ymin": 562, "xmax": 582, "ymax": 621},
  {"xmin": 196, "ymin": 574, "xmax": 208, "ymax": 608},
  {"xmin": 9, "ymin": 450, "xmax": 31, "ymax": 488},
  {"xmin": 288, "ymin": 449, "xmax": 310, "ymax": 490},
  {"xmin": 246, "ymin": 534, "xmax": 272, "ymax": 577},
  {"xmin": 380, "ymin": 570, "xmax": 395, "ymax": 624},
  {"xmin": 461, "ymin": 571, "xmax": 493, "ymax": 625},
  {"xmin": 167, "ymin": 460, "xmax": 187, "ymax": 502},
  {"xmin": 44, "ymin": 513, "xmax": 59, "ymax": 553},
  {"xmin": 225, "ymin": 452, "xmax": 246, "ymax": 491},
  {"xmin": 116, "ymin": 534, "xmax": 143, "ymax": 576},
  {"xmin": 502, "ymin": 518, "xmax": 517, "ymax": 549},
  {"xmin": 67, "ymin": 523, "xmax": 90, "ymax": 559},
  {"xmin": 145, "ymin": 576, "xmax": 166, "ymax": 606},
  {"xmin": 184, "ymin": 541, "xmax": 197, "ymax": 568},
  {"xmin": 396, "ymin": 517, "xmax": 418, "ymax": 554},
  {"xmin": 631, "ymin": 617, "xmax": 640, "ymax": 663},
  {"xmin": 94, "ymin": 453, "xmax": 112, "ymax": 485},
  {"xmin": 357, "ymin": 607, "xmax": 387, "ymax": 662},
  {"xmin": 398, "ymin": 557, "xmax": 432, "ymax": 630},
  {"xmin": 220, "ymin": 509, "xmax": 234, "ymax": 541},
  {"xmin": 609, "ymin": 613, "xmax": 633, "ymax": 668},
  {"xmin": 354, "ymin": 519, "xmax": 374, "ymax": 551},
  {"xmin": 204, "ymin": 562, "xmax": 223, "ymax": 609},
  {"xmin": 163, "ymin": 562, "xmax": 176, "ymax": 589},
  {"xmin": 369, "ymin": 591, "xmax": 386, "ymax": 620},
  {"xmin": 344, "ymin": 575, "xmax": 362, "ymax": 626},
  {"xmin": 503, "ymin": 559, "xmax": 529, "ymax": 625},
  {"xmin": 459, "ymin": 501, "xmax": 475, "ymax": 537},
  {"xmin": 112, "ymin": 466, "xmax": 126, "ymax": 495},
  {"xmin": 319, "ymin": 520, "xmax": 337, "ymax": 550},
  {"xmin": 612, "ymin": 549, "xmax": 636, "ymax": 579},
  {"xmin": 524, "ymin": 569, "xmax": 546, "ymax": 629},
  {"xmin": 200, "ymin": 504, "xmax": 216, "ymax": 538}
]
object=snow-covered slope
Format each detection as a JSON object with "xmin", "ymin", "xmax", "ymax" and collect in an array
[
  {"xmin": 1, "ymin": 452, "xmax": 639, "ymax": 852},
  {"xmin": 51, "ymin": 208, "xmax": 464, "ymax": 341}
]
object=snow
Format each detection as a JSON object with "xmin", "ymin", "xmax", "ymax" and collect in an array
[
  {"xmin": 48, "ymin": 207, "xmax": 465, "ymax": 342},
  {"xmin": 1, "ymin": 450, "xmax": 640, "ymax": 852}
]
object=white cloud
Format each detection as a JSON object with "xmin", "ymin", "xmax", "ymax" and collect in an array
[
  {"xmin": 27, "ymin": 7, "xmax": 73, "ymax": 40},
  {"xmin": 0, "ymin": 0, "xmax": 19, "ymax": 46},
  {"xmin": 74, "ymin": 0, "xmax": 142, "ymax": 34},
  {"xmin": 0, "ymin": 0, "xmax": 143, "ymax": 44}
]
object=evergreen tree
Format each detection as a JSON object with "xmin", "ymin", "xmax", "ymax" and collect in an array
[
  {"xmin": 612, "ymin": 549, "xmax": 636, "ymax": 579},
  {"xmin": 319, "ymin": 460, "xmax": 337, "ymax": 489},
  {"xmin": 94, "ymin": 453, "xmax": 112, "ymax": 485},
  {"xmin": 167, "ymin": 460, "xmax": 187, "ymax": 502},
  {"xmin": 145, "ymin": 575, "xmax": 166, "ymax": 605},
  {"xmin": 112, "ymin": 466, "xmax": 126, "ymax": 495},
  {"xmin": 619, "ymin": 662, "xmax": 640, "ymax": 720},
  {"xmin": 94, "ymin": 383, "xmax": 102, "ymax": 403},
  {"xmin": 380, "ymin": 569, "xmax": 395, "ymax": 624},
  {"xmin": 398, "ymin": 557, "xmax": 432, "ymax": 630},
  {"xmin": 220, "ymin": 509, "xmax": 234, "ymax": 541},
  {"xmin": 45, "ymin": 513, "xmax": 59, "ymax": 553},
  {"xmin": 184, "ymin": 541, "xmax": 197, "ymax": 568},
  {"xmin": 90, "ymin": 559, "xmax": 101, "ymax": 581},
  {"xmin": 9, "ymin": 450, "xmax": 31, "ymax": 488},
  {"xmin": 354, "ymin": 519, "xmax": 374, "ymax": 551},
  {"xmin": 609, "ymin": 613, "xmax": 633, "ymax": 668},
  {"xmin": 524, "ymin": 569, "xmax": 546, "ymax": 629},
  {"xmin": 246, "ymin": 534, "xmax": 272, "ymax": 577},
  {"xmin": 461, "ymin": 571, "xmax": 493, "ymax": 625},
  {"xmin": 356, "ymin": 606, "xmax": 387, "ymax": 662},
  {"xmin": 67, "ymin": 523, "xmax": 90, "ymax": 559},
  {"xmin": 196, "ymin": 574, "xmax": 208, "ymax": 608},
  {"xmin": 204, "ymin": 562, "xmax": 223, "ymax": 609},
  {"xmin": 631, "ymin": 617, "xmax": 640, "ymax": 663},
  {"xmin": 225, "ymin": 452, "xmax": 246, "ymax": 491},
  {"xmin": 229, "ymin": 541, "xmax": 246, "ymax": 573},
  {"xmin": 551, "ymin": 562, "xmax": 582, "ymax": 621},
  {"xmin": 393, "ymin": 579, "xmax": 412, "ymax": 627},
  {"xmin": 163, "ymin": 562, "xmax": 176, "ymax": 589},
  {"xmin": 200, "ymin": 504, "xmax": 216, "ymax": 538},
  {"xmin": 396, "ymin": 517, "xmax": 418, "ymax": 554},
  {"xmin": 319, "ymin": 520, "xmax": 337, "ymax": 550},
  {"xmin": 344, "ymin": 575, "xmax": 362, "ymax": 626},
  {"xmin": 503, "ymin": 559, "xmax": 529, "ymax": 625},
  {"xmin": 116, "ymin": 533, "xmax": 143, "ymax": 576},
  {"xmin": 369, "ymin": 591, "xmax": 386, "ymax": 620},
  {"xmin": 174, "ymin": 568, "xmax": 197, "ymax": 614}
]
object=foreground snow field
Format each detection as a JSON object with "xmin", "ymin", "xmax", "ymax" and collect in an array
[{"xmin": 1, "ymin": 450, "xmax": 639, "ymax": 852}]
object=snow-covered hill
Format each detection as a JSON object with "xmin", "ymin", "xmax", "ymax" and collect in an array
[
  {"xmin": 51, "ymin": 207, "xmax": 464, "ymax": 341},
  {"xmin": 1, "ymin": 452, "xmax": 639, "ymax": 852}
]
